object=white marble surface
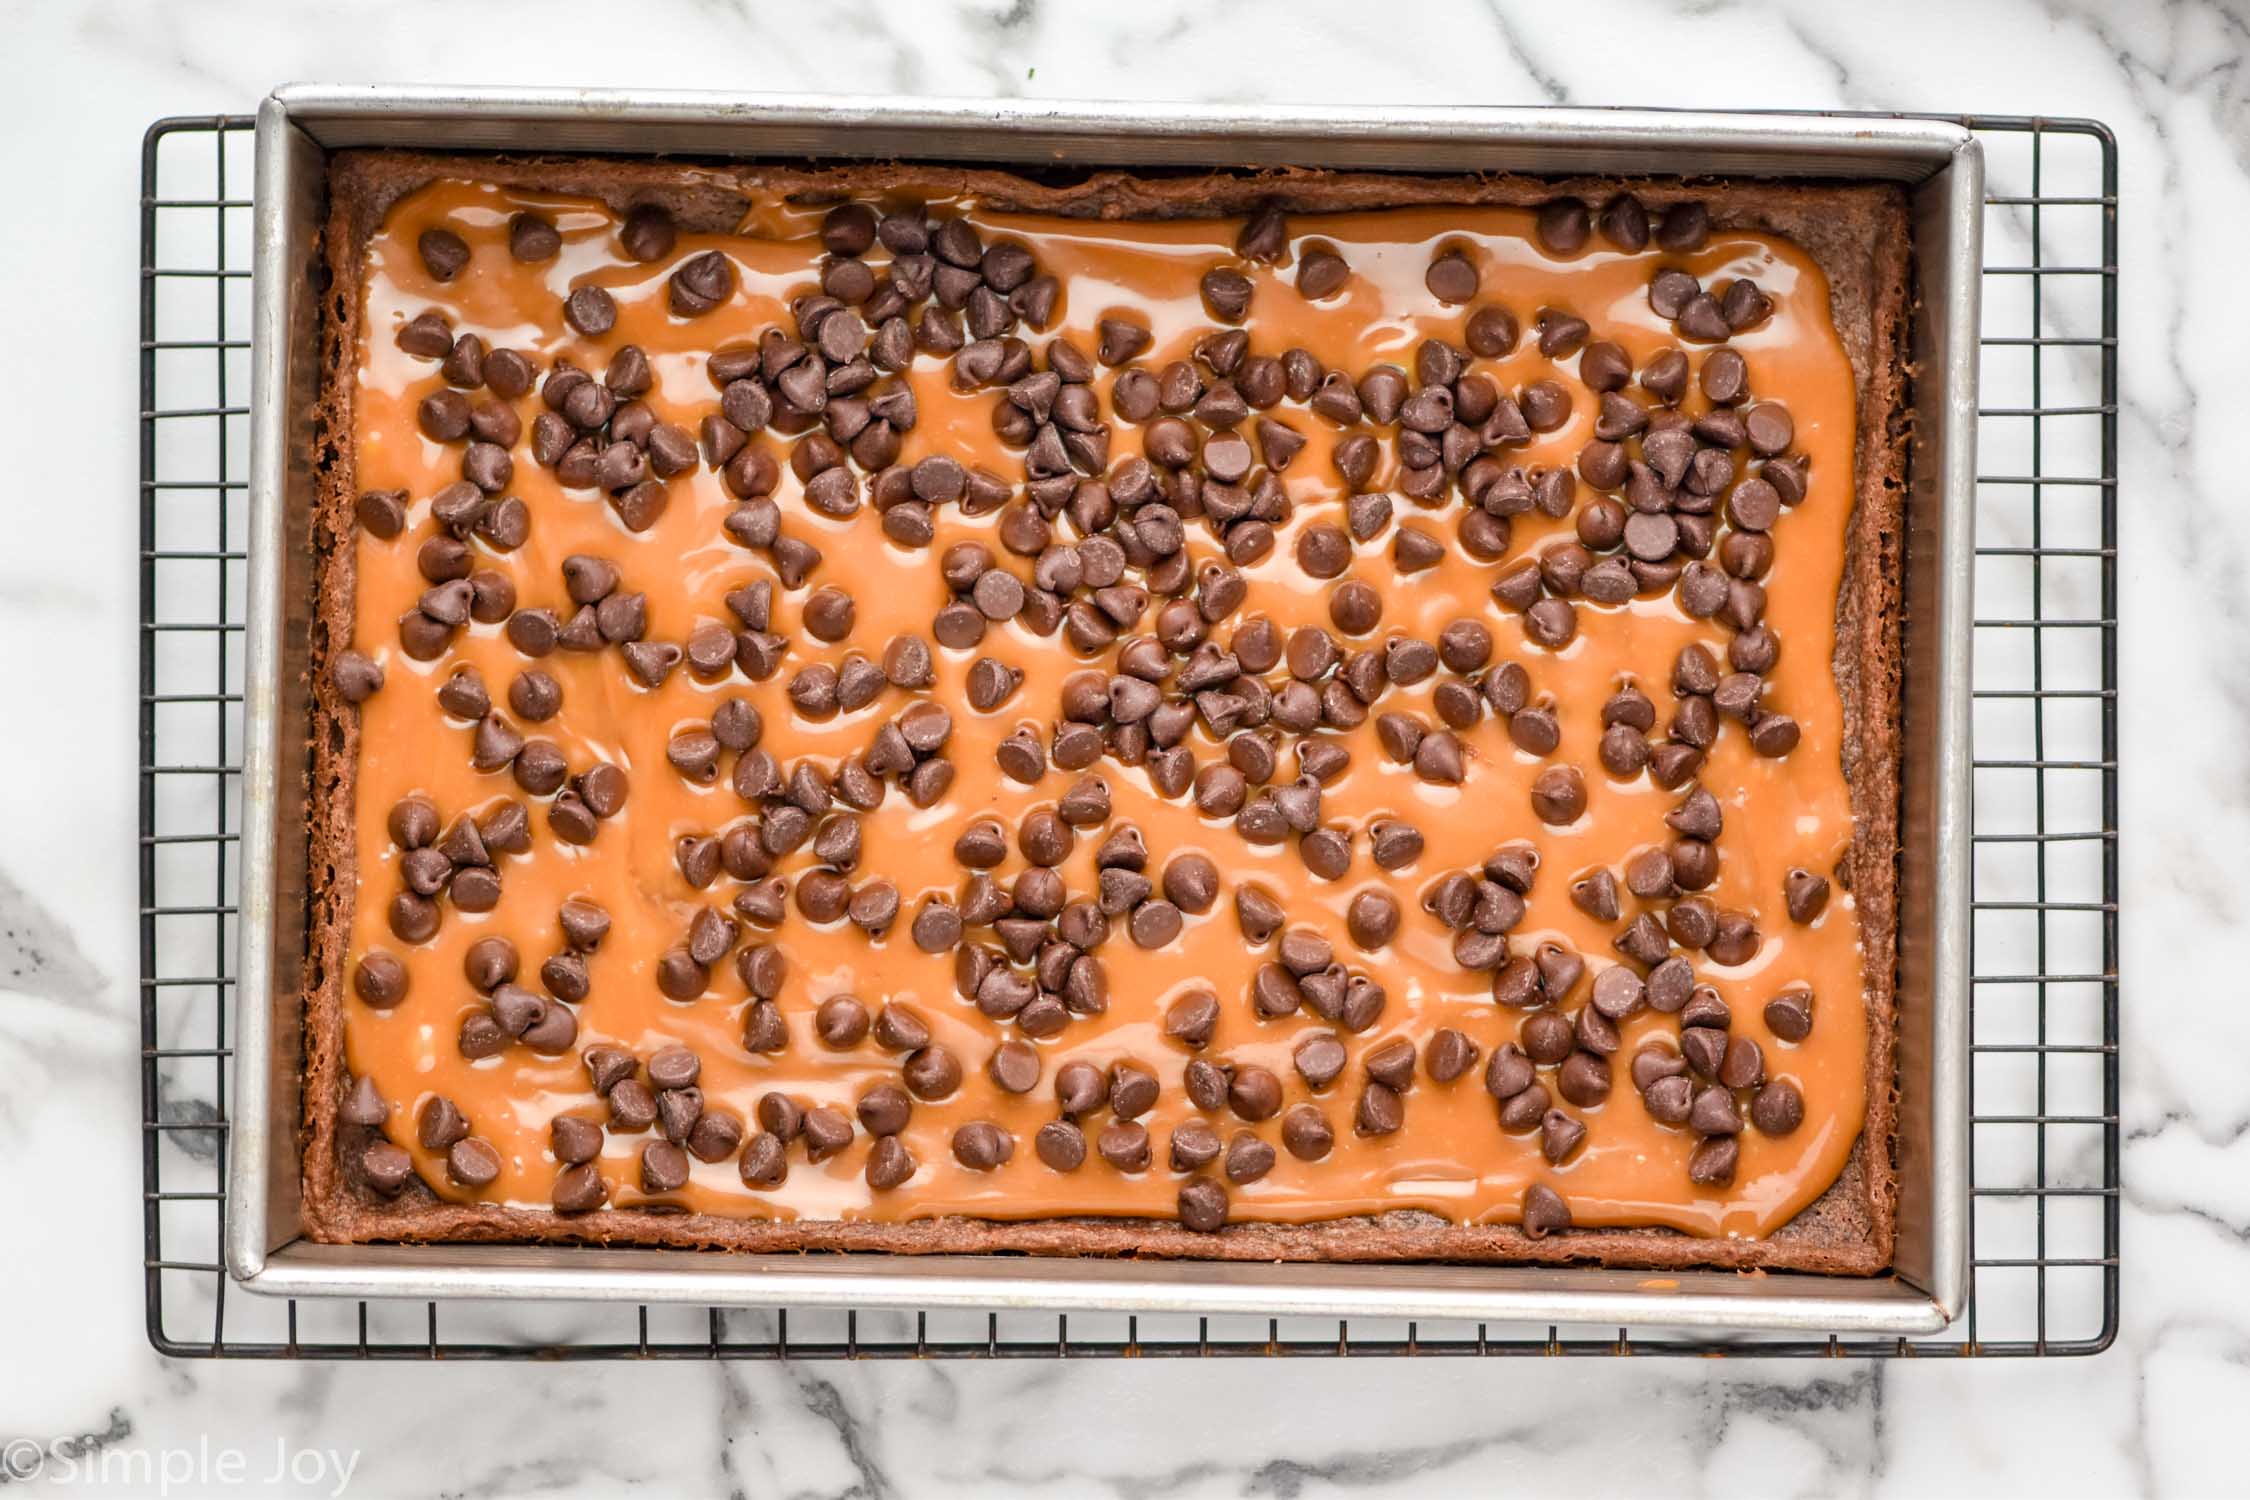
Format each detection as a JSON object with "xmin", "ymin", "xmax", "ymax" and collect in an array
[{"xmin": 0, "ymin": 0, "xmax": 2220, "ymax": 1494}]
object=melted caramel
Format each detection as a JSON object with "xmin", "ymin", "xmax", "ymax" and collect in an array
[{"xmin": 344, "ymin": 178, "xmax": 1866, "ymax": 1239}]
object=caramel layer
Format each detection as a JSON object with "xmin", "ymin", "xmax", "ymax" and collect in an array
[{"xmin": 345, "ymin": 178, "xmax": 1865, "ymax": 1239}]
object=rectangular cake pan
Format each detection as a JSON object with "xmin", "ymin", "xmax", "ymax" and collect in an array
[{"xmin": 230, "ymin": 86, "xmax": 1979, "ymax": 1337}]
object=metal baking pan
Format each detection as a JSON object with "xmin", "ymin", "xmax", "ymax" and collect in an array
[{"xmin": 230, "ymin": 85, "xmax": 1978, "ymax": 1336}]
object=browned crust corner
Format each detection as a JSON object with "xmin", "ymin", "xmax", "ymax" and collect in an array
[{"xmin": 299, "ymin": 151, "xmax": 1908, "ymax": 1275}]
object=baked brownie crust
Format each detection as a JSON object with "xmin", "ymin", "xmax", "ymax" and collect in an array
[{"xmin": 301, "ymin": 152, "xmax": 1906, "ymax": 1272}]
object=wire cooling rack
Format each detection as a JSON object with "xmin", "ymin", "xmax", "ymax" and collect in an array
[{"xmin": 140, "ymin": 113, "xmax": 2119, "ymax": 1360}]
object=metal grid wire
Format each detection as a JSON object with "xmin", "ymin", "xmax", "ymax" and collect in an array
[{"xmin": 140, "ymin": 113, "xmax": 2119, "ymax": 1360}]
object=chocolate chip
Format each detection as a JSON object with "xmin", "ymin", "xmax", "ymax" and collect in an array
[
  {"xmin": 1095, "ymin": 1120, "xmax": 1150, "ymax": 1172},
  {"xmin": 1157, "ymin": 1176, "xmax": 1224, "ymax": 1235},
  {"xmin": 1587, "ymin": 961, "xmax": 1646, "ymax": 1022},
  {"xmin": 1509, "ymin": 1000, "xmax": 1569, "ymax": 1064},
  {"xmin": 802, "ymin": 994, "xmax": 865, "ymax": 1051},
  {"xmin": 1683, "ymin": 1134, "xmax": 1737, "ymax": 1187},
  {"xmin": 1676, "ymin": 291, "xmax": 1730, "ymax": 342},
  {"xmin": 1363, "ymin": 1038, "xmax": 1416, "ymax": 1092},
  {"xmin": 1164, "ymin": 1056, "xmax": 1222, "ymax": 1115},
  {"xmin": 1519, "ymin": 1183, "xmax": 1572, "ymax": 1239},
  {"xmin": 741, "ymin": 998, "xmax": 788, "ymax": 1053},
  {"xmin": 1297, "ymin": 246, "xmax": 1350, "ymax": 299},
  {"xmin": 848, "ymin": 1081, "xmax": 910, "ymax": 1140},
  {"xmin": 598, "ymin": 203, "xmax": 671, "ymax": 263},
  {"xmin": 781, "ymin": 1106, "xmax": 845, "ymax": 1164},
  {"xmin": 1591, "ymin": 191, "xmax": 1647, "ymax": 250},
  {"xmin": 1775, "ymin": 868, "xmax": 1836, "ymax": 928},
  {"xmin": 385, "ymin": 888, "xmax": 439, "ymax": 942},
  {"xmin": 457, "ymin": 1006, "xmax": 511, "ymax": 1060},
  {"xmin": 999, "ymin": 808, "xmax": 1064, "ymax": 869},
  {"xmin": 1689, "ymin": 1083, "xmax": 1742, "ymax": 1136},
  {"xmin": 1554, "ymin": 1051, "xmax": 1611, "ymax": 1109},
  {"xmin": 492, "ymin": 215, "xmax": 558, "ymax": 269},
  {"xmin": 1757, "ymin": 987, "xmax": 1813, "ymax": 1046},
  {"xmin": 1366, "ymin": 819, "xmax": 1424, "ymax": 872},
  {"xmin": 532, "ymin": 1115, "xmax": 604, "ymax": 1185},
  {"xmin": 351, "ymin": 948, "xmax": 412, "ymax": 1010},
  {"xmin": 896, "ymin": 1042, "xmax": 961, "ymax": 1101},
  {"xmin": 1752, "ymin": 1079, "xmax": 1806, "ymax": 1136},
  {"xmin": 1530, "ymin": 766, "xmax": 1587, "ymax": 825},
  {"xmin": 419, "ymin": 386, "xmax": 473, "ymax": 442},
  {"xmin": 666, "ymin": 250, "xmax": 737, "ymax": 318},
  {"xmin": 416, "ymin": 226, "xmax": 470, "ymax": 282},
  {"xmin": 1425, "ymin": 250, "xmax": 1479, "ymax": 303},
  {"xmin": 1522, "ymin": 597, "xmax": 1578, "ymax": 649},
  {"xmin": 666, "ymin": 1110, "xmax": 738, "ymax": 1169},
  {"xmin": 738, "ymin": 1133, "xmax": 788, "ymax": 1191},
  {"xmin": 413, "ymin": 1095, "xmax": 470, "ymax": 1153},
  {"xmin": 1221, "ymin": 1063, "xmax": 1280, "ymax": 1122},
  {"xmin": 1532, "ymin": 1108, "xmax": 1585, "ymax": 1166},
  {"xmin": 1147, "ymin": 989, "xmax": 1219, "ymax": 1053},
  {"xmin": 1699, "ymin": 345, "xmax": 1750, "ymax": 405},
  {"xmin": 1654, "ymin": 786, "xmax": 1721, "ymax": 850},
  {"xmin": 1750, "ymin": 713, "xmax": 1801, "ymax": 757},
  {"xmin": 1224, "ymin": 882, "xmax": 1281, "ymax": 946},
  {"xmin": 452, "ymin": 865, "xmax": 504, "ymax": 914},
  {"xmin": 1414, "ymin": 730, "xmax": 1465, "ymax": 785},
  {"xmin": 795, "ymin": 585, "xmax": 853, "ymax": 643},
  {"xmin": 1536, "ymin": 307, "xmax": 1591, "ymax": 360},
  {"xmin": 384, "ymin": 793, "xmax": 443, "ymax": 853},
  {"xmin": 1647, "ymin": 266, "xmax": 1704, "ymax": 323},
  {"xmin": 1344, "ymin": 889, "xmax": 1400, "ymax": 950},
  {"xmin": 1720, "ymin": 1034, "xmax": 1766, "ymax": 1090},
  {"xmin": 1721, "ymin": 277, "xmax": 1773, "ymax": 331},
  {"xmin": 1161, "ymin": 1119, "xmax": 1219, "ymax": 1174},
  {"xmin": 353, "ymin": 489, "xmax": 413, "ymax": 544},
  {"xmin": 564, "ymin": 284, "xmax": 617, "ymax": 337},
  {"xmin": 1649, "ymin": 199, "xmax": 1706, "ymax": 251},
  {"xmin": 1727, "ymin": 475, "xmax": 1782, "ymax": 533},
  {"xmin": 439, "ymin": 1136, "xmax": 498, "ymax": 1189},
  {"xmin": 1355, "ymin": 1082, "xmax": 1404, "ymax": 1136},
  {"xmin": 1535, "ymin": 199, "xmax": 1589, "ymax": 254},
  {"xmin": 1105, "ymin": 1060, "xmax": 1160, "ymax": 1120},
  {"xmin": 1483, "ymin": 1044, "xmax": 1547, "ymax": 1116},
  {"xmin": 935, "ymin": 1119, "xmax": 1013, "ymax": 1177},
  {"xmin": 1681, "ymin": 1030, "xmax": 1729, "ymax": 1085},
  {"xmin": 1251, "ymin": 963, "xmax": 1303, "ymax": 1020},
  {"xmin": 1200, "ymin": 267, "xmax": 1254, "ymax": 323},
  {"xmin": 847, "ymin": 880, "xmax": 899, "ymax": 934},
  {"xmin": 1126, "ymin": 899, "xmax": 1183, "ymax": 949},
  {"xmin": 965, "ymin": 1039, "xmax": 1036, "ymax": 1098},
  {"xmin": 1213, "ymin": 1130, "xmax": 1272, "ymax": 1186},
  {"xmin": 1003, "ymin": 1117, "xmax": 1079, "ymax": 1178},
  {"xmin": 861, "ymin": 1135, "xmax": 915, "ymax": 1191},
  {"xmin": 994, "ymin": 728, "xmax": 1046, "ymax": 785},
  {"xmin": 805, "ymin": 204, "xmax": 875, "ymax": 261},
  {"xmin": 1632, "ymin": 1067, "xmax": 1690, "ymax": 1125}
]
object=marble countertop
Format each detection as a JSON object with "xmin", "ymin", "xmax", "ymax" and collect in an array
[{"xmin": 0, "ymin": 0, "xmax": 2213, "ymax": 1494}]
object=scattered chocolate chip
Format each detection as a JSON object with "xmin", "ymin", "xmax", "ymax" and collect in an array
[
  {"xmin": 1355, "ymin": 1082, "xmax": 1404, "ymax": 1135},
  {"xmin": 1688, "ymin": 1135, "xmax": 1739, "ymax": 1186},
  {"xmin": 564, "ymin": 284, "xmax": 617, "ymax": 338},
  {"xmin": 1425, "ymin": 250, "xmax": 1479, "ymax": 303},
  {"xmin": 1764, "ymin": 985, "xmax": 1816, "ymax": 1042},
  {"xmin": 1530, "ymin": 766, "xmax": 1587, "ymax": 825},
  {"xmin": 1521, "ymin": 1183, "xmax": 1572, "ymax": 1238}
]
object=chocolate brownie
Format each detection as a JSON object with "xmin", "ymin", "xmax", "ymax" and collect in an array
[{"xmin": 298, "ymin": 149, "xmax": 1906, "ymax": 1273}]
